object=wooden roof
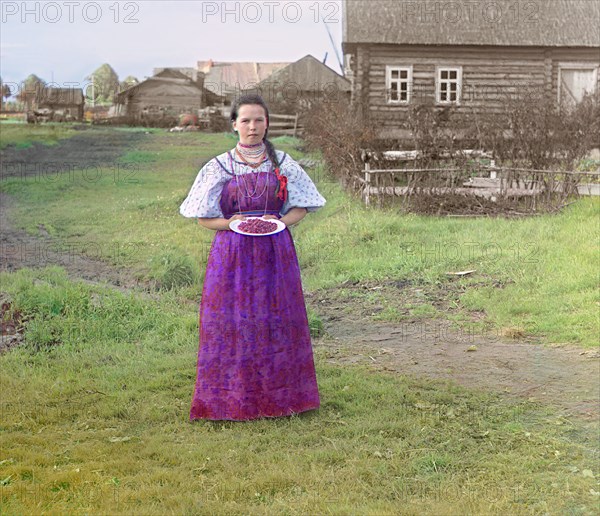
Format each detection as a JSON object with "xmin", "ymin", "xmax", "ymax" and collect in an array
[
  {"xmin": 197, "ymin": 60, "xmax": 290, "ymax": 95},
  {"xmin": 37, "ymin": 87, "xmax": 84, "ymax": 106},
  {"xmin": 116, "ymin": 76, "xmax": 203, "ymax": 101},
  {"xmin": 153, "ymin": 67, "xmax": 202, "ymax": 82},
  {"xmin": 343, "ymin": 0, "xmax": 600, "ymax": 49},
  {"xmin": 256, "ymin": 55, "xmax": 350, "ymax": 92}
]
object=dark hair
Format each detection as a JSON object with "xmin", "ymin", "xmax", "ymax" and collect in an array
[{"xmin": 230, "ymin": 94, "xmax": 281, "ymax": 169}]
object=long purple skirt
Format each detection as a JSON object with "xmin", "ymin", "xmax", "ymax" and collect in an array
[{"xmin": 190, "ymin": 171, "xmax": 320, "ymax": 421}]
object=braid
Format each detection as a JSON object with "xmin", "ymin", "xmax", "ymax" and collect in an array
[{"xmin": 263, "ymin": 137, "xmax": 280, "ymax": 170}]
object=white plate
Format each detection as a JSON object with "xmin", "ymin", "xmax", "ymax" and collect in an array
[{"xmin": 229, "ymin": 216, "xmax": 286, "ymax": 236}]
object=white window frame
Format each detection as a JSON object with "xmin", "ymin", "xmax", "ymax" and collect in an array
[
  {"xmin": 557, "ymin": 62, "xmax": 598, "ymax": 105},
  {"xmin": 435, "ymin": 66, "xmax": 463, "ymax": 105},
  {"xmin": 386, "ymin": 65, "xmax": 413, "ymax": 105}
]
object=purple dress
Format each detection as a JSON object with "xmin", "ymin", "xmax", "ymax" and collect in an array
[{"xmin": 179, "ymin": 149, "xmax": 326, "ymax": 421}]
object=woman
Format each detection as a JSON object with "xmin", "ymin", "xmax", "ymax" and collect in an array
[{"xmin": 179, "ymin": 94, "xmax": 326, "ymax": 421}]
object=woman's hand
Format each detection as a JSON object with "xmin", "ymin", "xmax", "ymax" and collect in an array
[
  {"xmin": 279, "ymin": 208, "xmax": 307, "ymax": 227},
  {"xmin": 198, "ymin": 215, "xmax": 246, "ymax": 231},
  {"xmin": 226, "ymin": 214, "xmax": 247, "ymax": 231}
]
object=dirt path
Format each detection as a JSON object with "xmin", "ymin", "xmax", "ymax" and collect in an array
[
  {"xmin": 0, "ymin": 192, "xmax": 149, "ymax": 291},
  {"xmin": 308, "ymin": 281, "xmax": 599, "ymax": 425},
  {"xmin": 0, "ymin": 128, "xmax": 154, "ymax": 292},
  {"xmin": 1, "ymin": 129, "xmax": 598, "ymax": 426},
  {"xmin": 1, "ymin": 127, "xmax": 147, "ymax": 178}
]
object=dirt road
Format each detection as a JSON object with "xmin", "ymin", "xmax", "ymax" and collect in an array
[
  {"xmin": 0, "ymin": 128, "xmax": 150, "ymax": 291},
  {"xmin": 309, "ymin": 281, "xmax": 599, "ymax": 425}
]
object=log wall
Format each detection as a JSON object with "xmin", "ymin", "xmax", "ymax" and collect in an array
[{"xmin": 346, "ymin": 44, "xmax": 600, "ymax": 138}]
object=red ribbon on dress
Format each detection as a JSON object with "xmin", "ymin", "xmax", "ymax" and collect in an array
[{"xmin": 274, "ymin": 167, "xmax": 288, "ymax": 202}]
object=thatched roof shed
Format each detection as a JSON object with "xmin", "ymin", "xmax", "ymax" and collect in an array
[
  {"xmin": 37, "ymin": 87, "xmax": 85, "ymax": 120},
  {"xmin": 115, "ymin": 68, "xmax": 206, "ymax": 120}
]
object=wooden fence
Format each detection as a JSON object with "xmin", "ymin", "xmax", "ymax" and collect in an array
[
  {"xmin": 268, "ymin": 113, "xmax": 302, "ymax": 137},
  {"xmin": 358, "ymin": 150, "xmax": 600, "ymax": 208}
]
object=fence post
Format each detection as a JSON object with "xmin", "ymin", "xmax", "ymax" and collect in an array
[
  {"xmin": 364, "ymin": 161, "xmax": 371, "ymax": 207},
  {"xmin": 490, "ymin": 159, "xmax": 496, "ymax": 179},
  {"xmin": 293, "ymin": 113, "xmax": 298, "ymax": 138}
]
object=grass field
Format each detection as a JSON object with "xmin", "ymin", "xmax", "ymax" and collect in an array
[
  {"xmin": 1, "ymin": 126, "xmax": 598, "ymax": 347},
  {"xmin": 0, "ymin": 267, "xmax": 598, "ymax": 515},
  {"xmin": 0, "ymin": 124, "xmax": 598, "ymax": 514},
  {"xmin": 0, "ymin": 122, "xmax": 77, "ymax": 149}
]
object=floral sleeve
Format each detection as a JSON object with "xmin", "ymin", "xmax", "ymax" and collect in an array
[
  {"xmin": 279, "ymin": 155, "xmax": 326, "ymax": 216},
  {"xmin": 179, "ymin": 160, "xmax": 226, "ymax": 218}
]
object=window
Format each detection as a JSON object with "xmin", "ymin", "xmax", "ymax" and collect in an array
[
  {"xmin": 558, "ymin": 63, "xmax": 598, "ymax": 108},
  {"xmin": 436, "ymin": 66, "xmax": 462, "ymax": 105},
  {"xmin": 386, "ymin": 66, "xmax": 413, "ymax": 104}
]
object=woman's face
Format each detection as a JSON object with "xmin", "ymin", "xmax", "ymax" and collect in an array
[{"xmin": 232, "ymin": 104, "xmax": 268, "ymax": 145}]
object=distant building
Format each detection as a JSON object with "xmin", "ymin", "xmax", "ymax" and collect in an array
[
  {"xmin": 143, "ymin": 57, "xmax": 349, "ymax": 119},
  {"xmin": 152, "ymin": 67, "xmax": 202, "ymax": 83},
  {"xmin": 247, "ymin": 54, "xmax": 351, "ymax": 109},
  {"xmin": 114, "ymin": 68, "xmax": 208, "ymax": 120},
  {"xmin": 197, "ymin": 59, "xmax": 290, "ymax": 104},
  {"xmin": 152, "ymin": 66, "xmax": 226, "ymax": 107},
  {"xmin": 37, "ymin": 87, "xmax": 85, "ymax": 121}
]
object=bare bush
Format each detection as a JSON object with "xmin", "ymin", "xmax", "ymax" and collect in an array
[
  {"xmin": 406, "ymin": 102, "xmax": 457, "ymax": 163},
  {"xmin": 303, "ymin": 87, "xmax": 599, "ymax": 216},
  {"xmin": 207, "ymin": 112, "xmax": 229, "ymax": 132},
  {"xmin": 466, "ymin": 90, "xmax": 600, "ymax": 169},
  {"xmin": 302, "ymin": 98, "xmax": 380, "ymax": 187}
]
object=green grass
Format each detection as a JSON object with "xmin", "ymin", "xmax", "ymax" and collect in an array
[
  {"xmin": 0, "ymin": 121, "xmax": 79, "ymax": 149},
  {"xmin": 0, "ymin": 267, "xmax": 598, "ymax": 515},
  {"xmin": 0, "ymin": 127, "xmax": 598, "ymax": 513},
  {"xmin": 0, "ymin": 127, "xmax": 598, "ymax": 347}
]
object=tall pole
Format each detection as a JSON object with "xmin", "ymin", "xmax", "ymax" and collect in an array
[{"xmin": 322, "ymin": 17, "xmax": 343, "ymax": 74}]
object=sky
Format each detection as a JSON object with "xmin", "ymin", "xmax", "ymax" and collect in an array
[{"xmin": 0, "ymin": 0, "xmax": 344, "ymax": 93}]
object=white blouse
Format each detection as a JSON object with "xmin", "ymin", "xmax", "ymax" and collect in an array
[{"xmin": 179, "ymin": 149, "xmax": 326, "ymax": 218}]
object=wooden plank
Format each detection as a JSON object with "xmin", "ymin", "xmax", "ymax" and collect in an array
[
  {"xmin": 268, "ymin": 128, "xmax": 299, "ymax": 136},
  {"xmin": 577, "ymin": 184, "xmax": 600, "ymax": 196},
  {"xmin": 363, "ymin": 149, "xmax": 492, "ymax": 162},
  {"xmin": 372, "ymin": 44, "xmax": 550, "ymax": 57},
  {"xmin": 463, "ymin": 177, "xmax": 501, "ymax": 188},
  {"xmin": 494, "ymin": 168, "xmax": 600, "ymax": 176},
  {"xmin": 365, "ymin": 168, "xmax": 600, "ymax": 178},
  {"xmin": 365, "ymin": 180, "xmax": 599, "ymax": 197},
  {"xmin": 367, "ymin": 186, "xmax": 543, "ymax": 198},
  {"xmin": 267, "ymin": 122, "xmax": 294, "ymax": 128},
  {"xmin": 366, "ymin": 168, "xmax": 463, "ymax": 173},
  {"xmin": 269, "ymin": 112, "xmax": 301, "ymax": 138},
  {"xmin": 269, "ymin": 113, "xmax": 298, "ymax": 120}
]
